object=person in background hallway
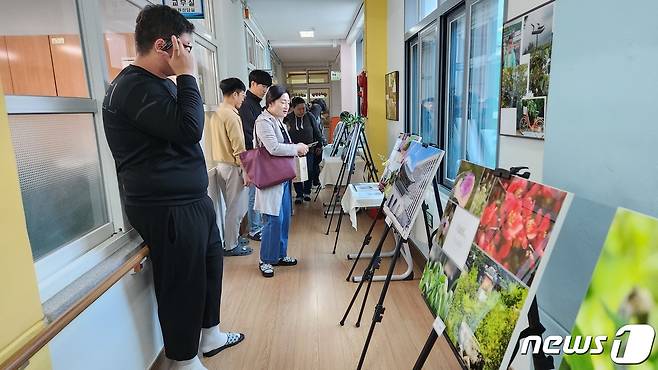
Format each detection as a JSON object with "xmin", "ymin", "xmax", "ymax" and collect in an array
[
  {"xmin": 254, "ymin": 85, "xmax": 308, "ymax": 277},
  {"xmin": 309, "ymin": 99, "xmax": 328, "ymax": 186},
  {"xmin": 102, "ymin": 6, "xmax": 243, "ymax": 370},
  {"xmin": 239, "ymin": 70, "xmax": 272, "ymax": 242},
  {"xmin": 208, "ymin": 78, "xmax": 253, "ymax": 257},
  {"xmin": 284, "ymin": 97, "xmax": 323, "ymax": 203}
]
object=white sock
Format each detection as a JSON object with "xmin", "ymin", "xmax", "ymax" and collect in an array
[
  {"xmin": 200, "ymin": 325, "xmax": 229, "ymax": 354},
  {"xmin": 169, "ymin": 356, "xmax": 207, "ymax": 370}
]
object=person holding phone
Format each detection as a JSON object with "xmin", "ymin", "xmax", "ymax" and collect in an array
[
  {"xmin": 102, "ymin": 5, "xmax": 242, "ymax": 370},
  {"xmin": 254, "ymin": 86, "xmax": 308, "ymax": 277},
  {"xmin": 284, "ymin": 97, "xmax": 323, "ymax": 203}
]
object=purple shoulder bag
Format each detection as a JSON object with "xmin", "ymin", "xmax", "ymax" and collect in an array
[{"xmin": 239, "ymin": 121, "xmax": 296, "ymax": 189}]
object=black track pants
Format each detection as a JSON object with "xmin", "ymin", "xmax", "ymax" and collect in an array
[{"xmin": 126, "ymin": 196, "xmax": 223, "ymax": 360}]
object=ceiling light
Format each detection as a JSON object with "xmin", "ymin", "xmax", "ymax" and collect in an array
[{"xmin": 300, "ymin": 30, "xmax": 315, "ymax": 38}]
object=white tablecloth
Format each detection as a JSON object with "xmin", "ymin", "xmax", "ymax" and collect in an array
[
  {"xmin": 340, "ymin": 182, "xmax": 384, "ymax": 230},
  {"xmin": 319, "ymin": 156, "xmax": 366, "ymax": 187}
]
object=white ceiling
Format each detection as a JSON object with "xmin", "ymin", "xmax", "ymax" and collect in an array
[
  {"xmin": 274, "ymin": 46, "xmax": 340, "ymax": 65},
  {"xmin": 246, "ymin": 0, "xmax": 362, "ymax": 64}
]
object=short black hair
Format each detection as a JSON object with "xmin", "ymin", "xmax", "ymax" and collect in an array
[
  {"xmin": 249, "ymin": 70, "xmax": 273, "ymax": 87},
  {"xmin": 135, "ymin": 5, "xmax": 195, "ymax": 55},
  {"xmin": 266, "ymin": 85, "xmax": 288, "ymax": 108},
  {"xmin": 311, "ymin": 98, "xmax": 328, "ymax": 113},
  {"xmin": 291, "ymin": 97, "xmax": 306, "ymax": 108},
  {"xmin": 220, "ymin": 78, "xmax": 246, "ymax": 96}
]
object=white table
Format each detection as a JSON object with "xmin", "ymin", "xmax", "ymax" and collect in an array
[
  {"xmin": 340, "ymin": 183, "xmax": 384, "ymax": 230},
  {"xmin": 319, "ymin": 156, "xmax": 366, "ymax": 187}
]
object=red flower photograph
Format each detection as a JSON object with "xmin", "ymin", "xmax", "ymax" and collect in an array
[{"xmin": 474, "ymin": 176, "xmax": 567, "ymax": 285}]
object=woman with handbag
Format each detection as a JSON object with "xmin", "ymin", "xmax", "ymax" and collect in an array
[{"xmin": 253, "ymin": 85, "xmax": 308, "ymax": 277}]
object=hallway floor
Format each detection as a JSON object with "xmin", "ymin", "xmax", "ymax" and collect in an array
[{"xmin": 206, "ymin": 189, "xmax": 461, "ymax": 369}]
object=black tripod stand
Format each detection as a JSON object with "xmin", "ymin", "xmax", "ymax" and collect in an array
[
  {"xmin": 345, "ymin": 168, "xmax": 445, "ymax": 369},
  {"xmin": 339, "ymin": 224, "xmax": 396, "ymax": 329},
  {"xmin": 324, "ymin": 125, "xmax": 379, "ymax": 240},
  {"xmin": 312, "ymin": 122, "xmax": 350, "ymax": 203},
  {"xmin": 344, "ymin": 176, "xmax": 443, "ymax": 281},
  {"xmin": 324, "ymin": 123, "xmax": 361, "ymax": 234},
  {"xmin": 315, "ymin": 123, "xmax": 379, "ymax": 202}
]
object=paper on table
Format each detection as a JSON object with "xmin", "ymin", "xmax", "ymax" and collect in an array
[
  {"xmin": 441, "ymin": 206, "xmax": 480, "ymax": 269},
  {"xmin": 353, "ymin": 183, "xmax": 382, "ymax": 197}
]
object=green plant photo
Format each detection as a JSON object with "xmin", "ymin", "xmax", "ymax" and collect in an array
[{"xmin": 561, "ymin": 209, "xmax": 658, "ymax": 370}]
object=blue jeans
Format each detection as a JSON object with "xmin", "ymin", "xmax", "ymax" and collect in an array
[
  {"xmin": 260, "ymin": 182, "xmax": 291, "ymax": 264},
  {"xmin": 247, "ymin": 184, "xmax": 262, "ymax": 236}
]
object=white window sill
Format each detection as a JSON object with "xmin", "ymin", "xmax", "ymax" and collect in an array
[
  {"xmin": 38, "ymin": 229, "xmax": 142, "ymax": 304},
  {"xmin": 41, "ymin": 230, "xmax": 144, "ymax": 322}
]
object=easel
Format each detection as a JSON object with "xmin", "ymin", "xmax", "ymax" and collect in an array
[
  {"xmin": 412, "ymin": 166, "xmax": 532, "ymax": 370},
  {"xmin": 324, "ymin": 122, "xmax": 361, "ymax": 233},
  {"xmin": 314, "ymin": 123, "xmax": 379, "ymax": 204},
  {"xmin": 339, "ymin": 144, "xmax": 444, "ymax": 370},
  {"xmin": 345, "ymin": 176, "xmax": 443, "ymax": 283},
  {"xmin": 324, "ymin": 123, "xmax": 379, "ymax": 237},
  {"xmin": 505, "ymin": 297, "xmax": 555, "ymax": 370}
]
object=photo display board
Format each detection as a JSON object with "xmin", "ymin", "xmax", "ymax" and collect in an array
[
  {"xmin": 379, "ymin": 133, "xmax": 422, "ymax": 197},
  {"xmin": 500, "ymin": 1, "xmax": 554, "ymax": 140},
  {"xmin": 420, "ymin": 161, "xmax": 572, "ymax": 370},
  {"xmin": 561, "ymin": 208, "xmax": 658, "ymax": 370},
  {"xmin": 382, "ymin": 141, "xmax": 444, "ymax": 239}
]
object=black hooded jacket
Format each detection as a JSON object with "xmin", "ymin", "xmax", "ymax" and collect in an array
[{"xmin": 284, "ymin": 112, "xmax": 323, "ymax": 145}]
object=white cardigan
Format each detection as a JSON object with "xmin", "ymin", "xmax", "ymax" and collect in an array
[{"xmin": 253, "ymin": 110, "xmax": 298, "ymax": 216}]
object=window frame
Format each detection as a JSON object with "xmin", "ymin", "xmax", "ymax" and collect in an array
[
  {"xmin": 441, "ymin": 6, "xmax": 467, "ymax": 187},
  {"xmin": 287, "ymin": 71, "xmax": 308, "ymax": 85},
  {"xmin": 404, "ymin": 0, "xmax": 502, "ymax": 189},
  {"xmin": 307, "ymin": 69, "xmax": 330, "ymax": 84},
  {"xmin": 2, "ymin": 0, "xmax": 223, "ymax": 302},
  {"xmin": 1, "ymin": 0, "xmax": 118, "ymax": 296},
  {"xmin": 406, "ymin": 37, "xmax": 419, "ymax": 135},
  {"xmin": 418, "ymin": 22, "xmax": 440, "ymax": 145},
  {"xmin": 194, "ymin": 36, "xmax": 220, "ymax": 109}
]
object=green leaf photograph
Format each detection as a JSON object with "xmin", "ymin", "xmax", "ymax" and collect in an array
[{"xmin": 561, "ymin": 209, "xmax": 658, "ymax": 370}]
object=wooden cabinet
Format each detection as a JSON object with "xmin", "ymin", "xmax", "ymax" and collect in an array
[
  {"xmin": 0, "ymin": 36, "xmax": 13, "ymax": 95},
  {"xmin": 2, "ymin": 34, "xmax": 88, "ymax": 97},
  {"xmin": 5, "ymin": 35, "xmax": 57, "ymax": 96},
  {"xmin": 104, "ymin": 32, "xmax": 136, "ymax": 81},
  {"xmin": 49, "ymin": 35, "xmax": 89, "ymax": 98}
]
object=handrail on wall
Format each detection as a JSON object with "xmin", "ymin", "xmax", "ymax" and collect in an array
[{"xmin": 0, "ymin": 245, "xmax": 150, "ymax": 370}]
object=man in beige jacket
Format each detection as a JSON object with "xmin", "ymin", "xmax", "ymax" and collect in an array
[{"xmin": 208, "ymin": 78, "xmax": 252, "ymax": 256}]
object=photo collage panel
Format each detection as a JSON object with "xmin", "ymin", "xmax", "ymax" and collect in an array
[
  {"xmin": 420, "ymin": 160, "xmax": 569, "ymax": 370},
  {"xmin": 383, "ymin": 141, "xmax": 444, "ymax": 239},
  {"xmin": 379, "ymin": 133, "xmax": 422, "ymax": 197},
  {"xmin": 500, "ymin": 1, "xmax": 554, "ymax": 140}
]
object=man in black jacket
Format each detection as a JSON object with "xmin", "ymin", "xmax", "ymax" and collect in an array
[
  {"xmin": 309, "ymin": 99, "xmax": 328, "ymax": 186},
  {"xmin": 238, "ymin": 70, "xmax": 271, "ymax": 241},
  {"xmin": 285, "ymin": 97, "xmax": 323, "ymax": 203},
  {"xmin": 102, "ymin": 6, "xmax": 242, "ymax": 370}
]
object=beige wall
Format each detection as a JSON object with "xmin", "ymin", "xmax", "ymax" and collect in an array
[{"xmin": 0, "ymin": 82, "xmax": 51, "ymax": 369}]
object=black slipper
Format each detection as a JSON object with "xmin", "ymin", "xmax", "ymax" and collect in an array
[
  {"xmin": 223, "ymin": 246, "xmax": 252, "ymax": 257},
  {"xmin": 274, "ymin": 256, "xmax": 297, "ymax": 266},
  {"xmin": 202, "ymin": 332, "xmax": 245, "ymax": 357},
  {"xmin": 248, "ymin": 232, "xmax": 262, "ymax": 241}
]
